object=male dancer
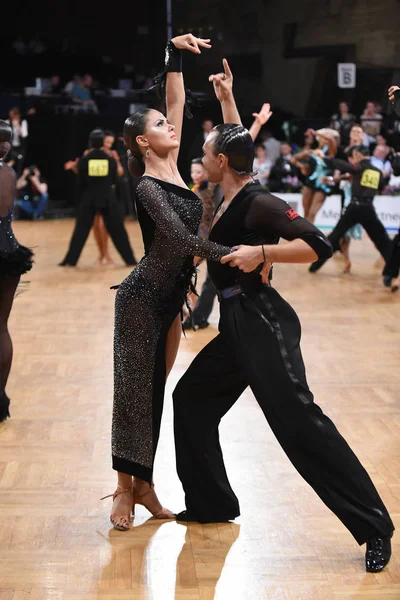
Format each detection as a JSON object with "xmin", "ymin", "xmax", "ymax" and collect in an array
[
  {"xmin": 173, "ymin": 60, "xmax": 394, "ymax": 573},
  {"xmin": 59, "ymin": 129, "xmax": 137, "ymax": 267},
  {"xmin": 309, "ymin": 144, "xmax": 391, "ymax": 274}
]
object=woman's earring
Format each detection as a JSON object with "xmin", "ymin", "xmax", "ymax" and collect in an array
[{"xmin": 145, "ymin": 149, "xmax": 150, "ymax": 158}]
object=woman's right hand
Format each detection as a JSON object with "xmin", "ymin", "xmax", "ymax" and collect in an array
[{"xmin": 171, "ymin": 33, "xmax": 211, "ymax": 54}]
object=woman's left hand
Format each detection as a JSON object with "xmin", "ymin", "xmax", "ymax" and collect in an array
[
  {"xmin": 221, "ymin": 245, "xmax": 263, "ymax": 272},
  {"xmin": 171, "ymin": 33, "xmax": 212, "ymax": 54}
]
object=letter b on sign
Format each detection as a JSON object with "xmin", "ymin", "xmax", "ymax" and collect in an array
[{"xmin": 338, "ymin": 64, "xmax": 356, "ymax": 89}]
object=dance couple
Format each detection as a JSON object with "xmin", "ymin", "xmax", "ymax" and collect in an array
[{"xmin": 102, "ymin": 33, "xmax": 394, "ymax": 573}]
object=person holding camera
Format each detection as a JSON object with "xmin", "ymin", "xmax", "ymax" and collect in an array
[{"xmin": 14, "ymin": 166, "xmax": 48, "ymax": 220}]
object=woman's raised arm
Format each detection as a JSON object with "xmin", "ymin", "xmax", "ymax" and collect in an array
[{"xmin": 166, "ymin": 34, "xmax": 212, "ymax": 166}]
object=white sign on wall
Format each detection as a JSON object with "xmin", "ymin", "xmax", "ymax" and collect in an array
[{"xmin": 337, "ymin": 63, "xmax": 356, "ymax": 89}]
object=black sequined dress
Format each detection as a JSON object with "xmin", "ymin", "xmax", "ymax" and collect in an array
[
  {"xmin": 0, "ymin": 161, "xmax": 33, "ymax": 278},
  {"xmin": 112, "ymin": 176, "xmax": 230, "ymax": 482}
]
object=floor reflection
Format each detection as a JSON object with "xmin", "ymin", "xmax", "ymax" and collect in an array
[{"xmin": 97, "ymin": 517, "xmax": 240, "ymax": 599}]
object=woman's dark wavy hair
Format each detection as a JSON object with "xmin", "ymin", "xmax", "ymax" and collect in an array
[
  {"xmin": 0, "ymin": 119, "xmax": 12, "ymax": 159},
  {"xmin": 210, "ymin": 124, "xmax": 255, "ymax": 176},
  {"xmin": 123, "ymin": 108, "xmax": 153, "ymax": 177}
]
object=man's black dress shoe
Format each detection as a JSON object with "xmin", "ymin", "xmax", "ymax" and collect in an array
[
  {"xmin": 309, "ymin": 260, "xmax": 324, "ymax": 273},
  {"xmin": 383, "ymin": 275, "xmax": 392, "ymax": 288},
  {"xmin": 175, "ymin": 510, "xmax": 234, "ymax": 524},
  {"xmin": 365, "ymin": 534, "xmax": 392, "ymax": 572}
]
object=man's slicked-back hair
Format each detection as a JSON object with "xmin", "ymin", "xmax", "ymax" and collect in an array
[{"xmin": 211, "ymin": 124, "xmax": 255, "ymax": 176}]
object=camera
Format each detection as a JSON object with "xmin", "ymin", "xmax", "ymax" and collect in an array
[{"xmin": 27, "ymin": 165, "xmax": 38, "ymax": 177}]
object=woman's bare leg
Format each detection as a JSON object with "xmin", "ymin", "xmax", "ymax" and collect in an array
[
  {"xmin": 302, "ymin": 186, "xmax": 314, "ymax": 220},
  {"xmin": 307, "ymin": 190, "xmax": 326, "ymax": 224},
  {"xmin": 165, "ymin": 313, "xmax": 183, "ymax": 379},
  {"xmin": 99, "ymin": 215, "xmax": 114, "ymax": 265},
  {"xmin": 339, "ymin": 235, "xmax": 352, "ymax": 273},
  {"xmin": 93, "ymin": 214, "xmax": 104, "ymax": 265}
]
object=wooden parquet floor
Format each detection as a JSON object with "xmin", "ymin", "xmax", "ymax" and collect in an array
[{"xmin": 0, "ymin": 218, "xmax": 399, "ymax": 600}]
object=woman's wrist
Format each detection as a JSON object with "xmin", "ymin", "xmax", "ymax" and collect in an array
[{"xmin": 165, "ymin": 40, "xmax": 182, "ymax": 73}]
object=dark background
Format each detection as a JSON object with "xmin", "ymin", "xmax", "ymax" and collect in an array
[{"xmin": 2, "ymin": 0, "xmax": 400, "ymax": 209}]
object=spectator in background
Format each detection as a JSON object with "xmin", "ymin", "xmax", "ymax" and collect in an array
[
  {"xmin": 268, "ymin": 142, "xmax": 301, "ymax": 193},
  {"xmin": 71, "ymin": 74, "xmax": 98, "ymax": 113},
  {"xmin": 182, "ymin": 157, "xmax": 221, "ymax": 331},
  {"xmin": 4, "ymin": 107, "xmax": 28, "ymax": 178},
  {"xmin": 345, "ymin": 124, "xmax": 370, "ymax": 153},
  {"xmin": 28, "ymin": 35, "xmax": 47, "ymax": 55},
  {"xmin": 253, "ymin": 144, "xmax": 272, "ymax": 187},
  {"xmin": 64, "ymin": 74, "xmax": 80, "ymax": 96},
  {"xmin": 47, "ymin": 74, "xmax": 64, "ymax": 95},
  {"xmin": 14, "ymin": 165, "xmax": 49, "ymax": 220},
  {"xmin": 370, "ymin": 145, "xmax": 392, "ymax": 184},
  {"xmin": 260, "ymin": 128, "xmax": 281, "ymax": 166},
  {"xmin": 11, "ymin": 35, "xmax": 26, "ymax": 55},
  {"xmin": 361, "ymin": 101, "xmax": 382, "ymax": 146},
  {"xmin": 189, "ymin": 118, "xmax": 214, "ymax": 160},
  {"xmin": 330, "ymin": 101, "xmax": 356, "ymax": 147}
]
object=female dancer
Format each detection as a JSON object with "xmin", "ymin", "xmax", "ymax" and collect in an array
[
  {"xmin": 290, "ymin": 128, "xmax": 337, "ymax": 223},
  {"xmin": 104, "ymin": 34, "xmax": 235, "ymax": 531},
  {"xmin": 0, "ymin": 120, "xmax": 34, "ymax": 421}
]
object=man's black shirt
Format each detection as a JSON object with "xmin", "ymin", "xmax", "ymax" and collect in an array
[
  {"xmin": 324, "ymin": 158, "xmax": 383, "ymax": 199},
  {"xmin": 78, "ymin": 148, "xmax": 118, "ymax": 208}
]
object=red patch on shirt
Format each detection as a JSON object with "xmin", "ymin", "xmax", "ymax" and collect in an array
[{"xmin": 285, "ymin": 208, "xmax": 299, "ymax": 221}]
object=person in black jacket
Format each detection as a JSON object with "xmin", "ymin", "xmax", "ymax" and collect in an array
[
  {"xmin": 383, "ymin": 86, "xmax": 400, "ymax": 291},
  {"xmin": 173, "ymin": 60, "xmax": 394, "ymax": 574},
  {"xmin": 268, "ymin": 142, "xmax": 301, "ymax": 193},
  {"xmin": 59, "ymin": 129, "xmax": 137, "ymax": 267},
  {"xmin": 309, "ymin": 145, "xmax": 391, "ymax": 273}
]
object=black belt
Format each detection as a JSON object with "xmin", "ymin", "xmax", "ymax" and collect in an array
[
  {"xmin": 216, "ymin": 283, "xmax": 269, "ymax": 301},
  {"xmin": 216, "ymin": 284, "xmax": 244, "ymax": 301},
  {"xmin": 351, "ymin": 196, "xmax": 374, "ymax": 204}
]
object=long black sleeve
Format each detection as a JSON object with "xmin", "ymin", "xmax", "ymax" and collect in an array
[
  {"xmin": 245, "ymin": 192, "xmax": 333, "ymax": 259},
  {"xmin": 136, "ymin": 177, "xmax": 231, "ymax": 260},
  {"xmin": 324, "ymin": 157, "xmax": 358, "ymax": 174}
]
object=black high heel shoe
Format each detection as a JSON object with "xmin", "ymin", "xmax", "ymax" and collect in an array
[{"xmin": 0, "ymin": 392, "xmax": 11, "ymax": 423}]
